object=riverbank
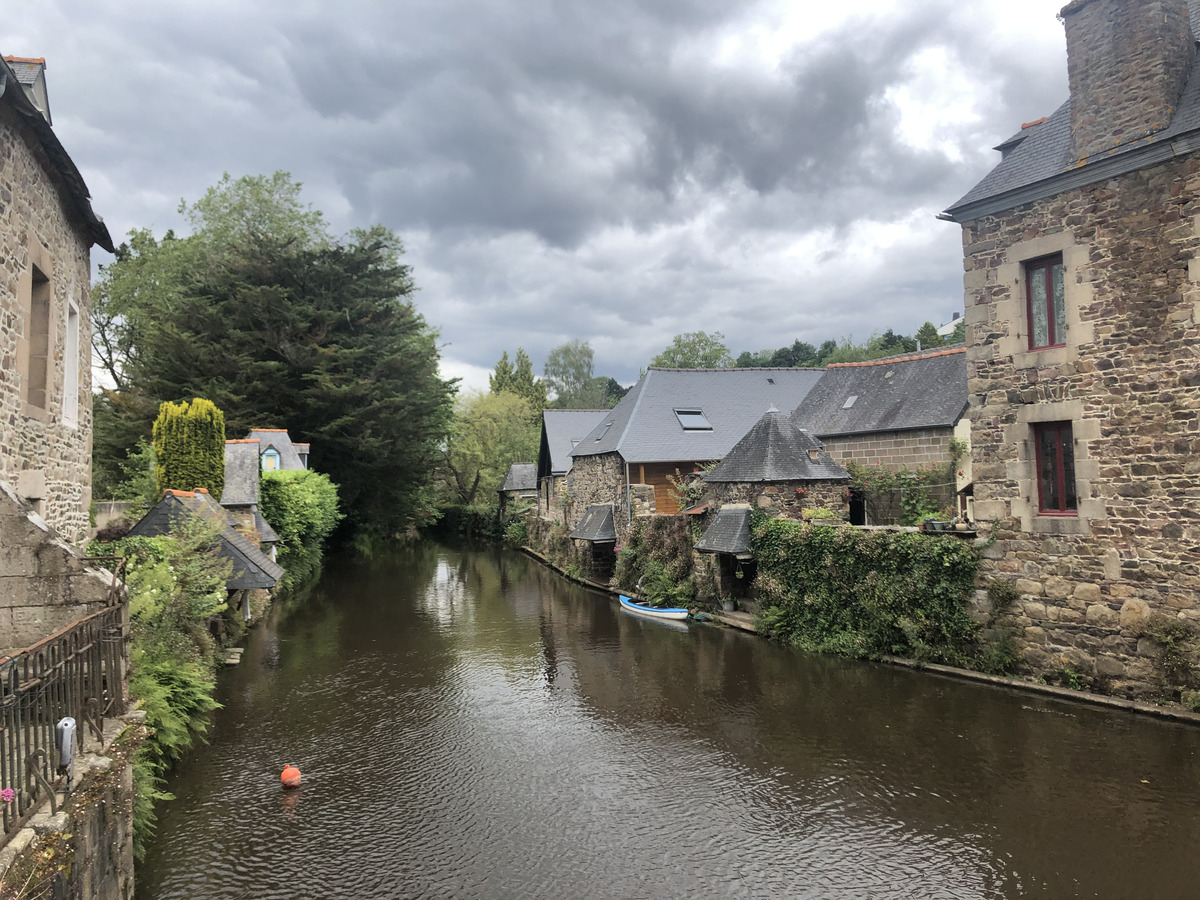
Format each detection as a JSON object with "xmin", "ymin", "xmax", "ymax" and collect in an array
[{"xmin": 520, "ymin": 543, "xmax": 1200, "ymax": 728}]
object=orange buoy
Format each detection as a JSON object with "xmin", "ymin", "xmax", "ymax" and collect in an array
[{"xmin": 281, "ymin": 764, "xmax": 302, "ymax": 788}]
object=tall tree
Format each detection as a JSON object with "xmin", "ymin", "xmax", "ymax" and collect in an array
[
  {"xmin": 438, "ymin": 392, "xmax": 539, "ymax": 506},
  {"xmin": 915, "ymin": 321, "xmax": 943, "ymax": 350},
  {"xmin": 650, "ymin": 330, "xmax": 734, "ymax": 369},
  {"xmin": 490, "ymin": 347, "xmax": 547, "ymax": 416},
  {"xmin": 544, "ymin": 339, "xmax": 607, "ymax": 408},
  {"xmin": 95, "ymin": 172, "xmax": 456, "ymax": 537},
  {"xmin": 152, "ymin": 398, "xmax": 225, "ymax": 500}
]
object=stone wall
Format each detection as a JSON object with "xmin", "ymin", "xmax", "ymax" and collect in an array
[
  {"xmin": 1063, "ymin": 0, "xmax": 1194, "ymax": 159},
  {"xmin": 0, "ymin": 483, "xmax": 116, "ymax": 655},
  {"xmin": 0, "ymin": 105, "xmax": 95, "ymax": 544},
  {"xmin": 959, "ymin": 148, "xmax": 1200, "ymax": 696},
  {"xmin": 565, "ymin": 452, "xmax": 628, "ymax": 538},
  {"xmin": 704, "ymin": 479, "xmax": 848, "ymax": 521},
  {"xmin": 822, "ymin": 427, "xmax": 956, "ymax": 470},
  {"xmin": 0, "ymin": 713, "xmax": 142, "ymax": 900}
]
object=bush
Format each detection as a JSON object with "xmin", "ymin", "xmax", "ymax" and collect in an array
[
  {"xmin": 753, "ymin": 517, "xmax": 980, "ymax": 663},
  {"xmin": 152, "ymin": 398, "xmax": 226, "ymax": 499},
  {"xmin": 613, "ymin": 517, "xmax": 694, "ymax": 606},
  {"xmin": 260, "ymin": 469, "xmax": 342, "ymax": 588},
  {"xmin": 503, "ymin": 517, "xmax": 529, "ymax": 547}
]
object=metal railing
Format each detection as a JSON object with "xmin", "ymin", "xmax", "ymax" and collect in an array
[{"xmin": 0, "ymin": 570, "xmax": 128, "ymax": 841}]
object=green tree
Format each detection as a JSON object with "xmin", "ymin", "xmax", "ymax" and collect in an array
[
  {"xmin": 95, "ymin": 172, "xmax": 455, "ymax": 538},
  {"xmin": 544, "ymin": 339, "xmax": 608, "ymax": 408},
  {"xmin": 915, "ymin": 321, "xmax": 943, "ymax": 350},
  {"xmin": 438, "ymin": 391, "xmax": 539, "ymax": 506},
  {"xmin": 152, "ymin": 398, "xmax": 225, "ymax": 500},
  {"xmin": 650, "ymin": 330, "xmax": 735, "ymax": 369},
  {"xmin": 491, "ymin": 347, "xmax": 547, "ymax": 416}
]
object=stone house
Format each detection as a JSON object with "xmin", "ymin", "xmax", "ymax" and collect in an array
[
  {"xmin": 534, "ymin": 409, "xmax": 608, "ymax": 522},
  {"xmin": 498, "ymin": 462, "xmax": 537, "ymax": 517},
  {"xmin": 0, "ymin": 55, "xmax": 113, "ymax": 542},
  {"xmin": 246, "ymin": 428, "xmax": 310, "ymax": 472},
  {"xmin": 940, "ymin": 0, "xmax": 1200, "ymax": 693},
  {"xmin": 791, "ymin": 347, "xmax": 971, "ymax": 523},
  {"xmin": 129, "ymin": 488, "xmax": 283, "ymax": 620},
  {"xmin": 566, "ymin": 367, "xmax": 824, "ymax": 533},
  {"xmin": 0, "ymin": 55, "xmax": 120, "ymax": 654},
  {"xmin": 221, "ymin": 439, "xmax": 281, "ymax": 559},
  {"xmin": 696, "ymin": 408, "xmax": 850, "ymax": 599}
]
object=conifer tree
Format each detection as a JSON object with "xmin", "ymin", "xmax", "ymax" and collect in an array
[{"xmin": 152, "ymin": 398, "xmax": 225, "ymax": 500}]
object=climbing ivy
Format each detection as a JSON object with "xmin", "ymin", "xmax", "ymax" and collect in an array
[
  {"xmin": 753, "ymin": 517, "xmax": 981, "ymax": 663},
  {"xmin": 613, "ymin": 517, "xmax": 695, "ymax": 607}
]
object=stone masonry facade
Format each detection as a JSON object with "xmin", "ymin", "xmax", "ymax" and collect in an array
[
  {"xmin": 0, "ymin": 103, "xmax": 95, "ymax": 544},
  {"xmin": 961, "ymin": 150, "xmax": 1200, "ymax": 695},
  {"xmin": 704, "ymin": 479, "xmax": 848, "ymax": 521},
  {"xmin": 821, "ymin": 426, "xmax": 956, "ymax": 471}
]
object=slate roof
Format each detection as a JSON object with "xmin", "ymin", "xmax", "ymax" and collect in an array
[
  {"xmin": 128, "ymin": 490, "xmax": 283, "ymax": 590},
  {"xmin": 943, "ymin": 1, "xmax": 1200, "ymax": 222},
  {"xmin": 695, "ymin": 508, "xmax": 752, "ymax": 558},
  {"xmin": 791, "ymin": 348, "xmax": 967, "ymax": 439},
  {"xmin": 246, "ymin": 429, "xmax": 308, "ymax": 470},
  {"xmin": 570, "ymin": 368, "xmax": 824, "ymax": 465},
  {"xmin": 254, "ymin": 509, "xmax": 281, "ymax": 545},
  {"xmin": 537, "ymin": 409, "xmax": 609, "ymax": 479},
  {"xmin": 221, "ymin": 440, "xmax": 261, "ymax": 507},
  {"xmin": 705, "ymin": 410, "xmax": 848, "ymax": 482},
  {"xmin": 0, "ymin": 56, "xmax": 112, "ymax": 251},
  {"xmin": 499, "ymin": 462, "xmax": 537, "ymax": 493},
  {"xmin": 570, "ymin": 504, "xmax": 616, "ymax": 542}
]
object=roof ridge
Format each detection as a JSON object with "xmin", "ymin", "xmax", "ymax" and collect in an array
[
  {"xmin": 827, "ymin": 346, "xmax": 966, "ymax": 369},
  {"xmin": 3, "ymin": 56, "xmax": 45, "ymax": 64},
  {"xmin": 645, "ymin": 366, "xmax": 823, "ymax": 373}
]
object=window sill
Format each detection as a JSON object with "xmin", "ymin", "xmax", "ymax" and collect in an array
[
  {"xmin": 21, "ymin": 405, "xmax": 51, "ymax": 425},
  {"xmin": 1029, "ymin": 514, "xmax": 1090, "ymax": 536}
]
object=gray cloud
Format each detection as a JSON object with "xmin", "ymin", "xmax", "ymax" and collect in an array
[{"xmin": 11, "ymin": 0, "xmax": 1071, "ymax": 387}]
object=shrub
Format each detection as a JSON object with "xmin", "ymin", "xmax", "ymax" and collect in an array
[
  {"xmin": 613, "ymin": 517, "xmax": 694, "ymax": 606},
  {"xmin": 260, "ymin": 469, "xmax": 342, "ymax": 588},
  {"xmin": 753, "ymin": 517, "xmax": 980, "ymax": 663},
  {"xmin": 503, "ymin": 517, "xmax": 529, "ymax": 547},
  {"xmin": 152, "ymin": 398, "xmax": 226, "ymax": 499}
]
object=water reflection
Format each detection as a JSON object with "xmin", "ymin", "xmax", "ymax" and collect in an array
[{"xmin": 137, "ymin": 545, "xmax": 1200, "ymax": 900}]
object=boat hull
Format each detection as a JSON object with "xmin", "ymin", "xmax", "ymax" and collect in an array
[{"xmin": 619, "ymin": 595, "xmax": 689, "ymax": 621}]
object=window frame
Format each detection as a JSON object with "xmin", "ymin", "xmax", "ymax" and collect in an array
[
  {"xmin": 1025, "ymin": 253, "xmax": 1066, "ymax": 350},
  {"xmin": 1033, "ymin": 421, "xmax": 1077, "ymax": 516},
  {"xmin": 673, "ymin": 408, "xmax": 713, "ymax": 432}
]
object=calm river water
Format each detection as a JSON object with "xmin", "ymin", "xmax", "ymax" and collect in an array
[{"xmin": 137, "ymin": 544, "xmax": 1200, "ymax": 899}]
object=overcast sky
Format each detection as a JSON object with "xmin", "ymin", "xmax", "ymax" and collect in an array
[{"xmin": 11, "ymin": 1, "xmax": 1072, "ymax": 390}]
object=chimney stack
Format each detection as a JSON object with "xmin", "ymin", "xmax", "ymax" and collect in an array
[{"xmin": 1062, "ymin": 0, "xmax": 1194, "ymax": 159}]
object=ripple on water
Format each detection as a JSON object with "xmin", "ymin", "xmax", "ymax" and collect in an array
[{"xmin": 138, "ymin": 548, "xmax": 1200, "ymax": 900}]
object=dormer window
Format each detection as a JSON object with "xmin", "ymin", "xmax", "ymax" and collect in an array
[
  {"xmin": 674, "ymin": 409, "xmax": 712, "ymax": 431},
  {"xmin": 262, "ymin": 448, "xmax": 281, "ymax": 471}
]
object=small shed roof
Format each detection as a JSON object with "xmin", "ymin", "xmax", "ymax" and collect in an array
[
  {"xmin": 128, "ymin": 490, "xmax": 283, "ymax": 590},
  {"xmin": 705, "ymin": 410, "xmax": 848, "ymax": 483},
  {"xmin": 695, "ymin": 508, "xmax": 752, "ymax": 559},
  {"xmin": 791, "ymin": 348, "xmax": 967, "ymax": 439},
  {"xmin": 499, "ymin": 462, "xmax": 537, "ymax": 493},
  {"xmin": 570, "ymin": 505, "xmax": 616, "ymax": 543}
]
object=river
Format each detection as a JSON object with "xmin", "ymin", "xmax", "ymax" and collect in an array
[{"xmin": 137, "ymin": 543, "xmax": 1200, "ymax": 899}]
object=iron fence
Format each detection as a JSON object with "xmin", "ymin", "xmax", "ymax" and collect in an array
[{"xmin": 0, "ymin": 564, "xmax": 127, "ymax": 841}]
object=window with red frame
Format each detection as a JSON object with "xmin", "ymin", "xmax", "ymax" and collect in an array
[
  {"xmin": 1034, "ymin": 421, "xmax": 1077, "ymax": 514},
  {"xmin": 1026, "ymin": 254, "xmax": 1065, "ymax": 349}
]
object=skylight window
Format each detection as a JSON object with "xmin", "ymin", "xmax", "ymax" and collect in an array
[
  {"xmin": 674, "ymin": 409, "xmax": 712, "ymax": 431},
  {"xmin": 842, "ymin": 395, "xmax": 858, "ymax": 410},
  {"xmin": 594, "ymin": 422, "xmax": 613, "ymax": 442}
]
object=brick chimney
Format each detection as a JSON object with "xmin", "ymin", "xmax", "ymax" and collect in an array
[{"xmin": 1062, "ymin": 0, "xmax": 1195, "ymax": 159}]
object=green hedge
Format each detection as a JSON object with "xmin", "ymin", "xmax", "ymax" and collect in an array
[
  {"xmin": 259, "ymin": 469, "xmax": 342, "ymax": 588},
  {"xmin": 753, "ymin": 518, "xmax": 980, "ymax": 663},
  {"xmin": 152, "ymin": 398, "xmax": 226, "ymax": 500}
]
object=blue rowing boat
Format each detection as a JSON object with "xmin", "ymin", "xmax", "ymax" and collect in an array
[{"xmin": 619, "ymin": 595, "xmax": 689, "ymax": 621}]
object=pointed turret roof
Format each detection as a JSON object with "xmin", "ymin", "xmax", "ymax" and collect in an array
[{"xmin": 705, "ymin": 409, "xmax": 847, "ymax": 483}]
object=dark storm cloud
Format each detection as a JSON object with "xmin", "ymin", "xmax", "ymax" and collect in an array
[{"xmin": 10, "ymin": 0, "xmax": 1070, "ymax": 387}]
